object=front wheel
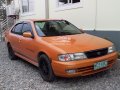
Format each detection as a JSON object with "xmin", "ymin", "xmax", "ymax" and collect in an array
[{"xmin": 39, "ymin": 54, "xmax": 56, "ymax": 82}]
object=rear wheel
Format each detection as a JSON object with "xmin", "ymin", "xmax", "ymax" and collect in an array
[
  {"xmin": 39, "ymin": 54, "xmax": 56, "ymax": 82},
  {"xmin": 7, "ymin": 44, "xmax": 17, "ymax": 60}
]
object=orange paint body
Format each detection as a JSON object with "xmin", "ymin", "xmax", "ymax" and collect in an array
[{"xmin": 5, "ymin": 19, "xmax": 118, "ymax": 77}]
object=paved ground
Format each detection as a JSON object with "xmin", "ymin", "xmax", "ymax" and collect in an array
[{"xmin": 0, "ymin": 42, "xmax": 120, "ymax": 90}]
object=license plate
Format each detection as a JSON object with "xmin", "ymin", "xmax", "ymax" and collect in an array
[{"xmin": 94, "ymin": 61, "xmax": 108, "ymax": 70}]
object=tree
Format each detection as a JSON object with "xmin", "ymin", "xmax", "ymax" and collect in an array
[{"xmin": 0, "ymin": 0, "xmax": 6, "ymax": 20}]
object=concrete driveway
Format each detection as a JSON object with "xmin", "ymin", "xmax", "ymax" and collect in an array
[{"xmin": 0, "ymin": 42, "xmax": 120, "ymax": 90}]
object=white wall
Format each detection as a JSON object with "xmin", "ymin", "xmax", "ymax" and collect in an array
[
  {"xmin": 14, "ymin": 0, "xmax": 120, "ymax": 31},
  {"xmin": 49, "ymin": 0, "xmax": 96, "ymax": 30},
  {"xmin": 18, "ymin": 0, "xmax": 46, "ymax": 20},
  {"xmin": 14, "ymin": 0, "xmax": 19, "ymax": 9},
  {"xmin": 49, "ymin": 0, "xmax": 120, "ymax": 31},
  {"xmin": 96, "ymin": 0, "xmax": 120, "ymax": 31}
]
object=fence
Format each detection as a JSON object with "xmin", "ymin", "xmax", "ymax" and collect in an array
[{"xmin": 0, "ymin": 17, "xmax": 15, "ymax": 41}]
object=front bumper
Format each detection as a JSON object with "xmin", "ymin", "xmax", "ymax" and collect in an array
[{"xmin": 52, "ymin": 52, "xmax": 118, "ymax": 77}]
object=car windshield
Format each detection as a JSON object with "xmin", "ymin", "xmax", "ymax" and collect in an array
[{"xmin": 34, "ymin": 20, "xmax": 82, "ymax": 37}]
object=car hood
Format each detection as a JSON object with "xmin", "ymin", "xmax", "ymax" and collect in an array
[{"xmin": 42, "ymin": 33, "xmax": 112, "ymax": 53}]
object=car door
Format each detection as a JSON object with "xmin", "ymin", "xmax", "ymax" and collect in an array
[
  {"xmin": 20, "ymin": 22, "xmax": 38, "ymax": 62},
  {"xmin": 9, "ymin": 23, "xmax": 24, "ymax": 53}
]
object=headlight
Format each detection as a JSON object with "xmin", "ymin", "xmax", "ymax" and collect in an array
[
  {"xmin": 108, "ymin": 45, "xmax": 116, "ymax": 53},
  {"xmin": 58, "ymin": 53, "xmax": 87, "ymax": 61}
]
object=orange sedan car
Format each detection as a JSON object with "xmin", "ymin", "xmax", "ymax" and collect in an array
[{"xmin": 5, "ymin": 19, "xmax": 118, "ymax": 82}]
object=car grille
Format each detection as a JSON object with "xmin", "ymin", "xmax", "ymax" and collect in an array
[
  {"xmin": 76, "ymin": 59, "xmax": 115, "ymax": 75},
  {"xmin": 85, "ymin": 48, "xmax": 108, "ymax": 59}
]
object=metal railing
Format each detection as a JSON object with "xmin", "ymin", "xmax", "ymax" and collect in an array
[
  {"xmin": 0, "ymin": 19, "xmax": 7, "ymax": 41},
  {"xmin": 0, "ymin": 17, "xmax": 15, "ymax": 41}
]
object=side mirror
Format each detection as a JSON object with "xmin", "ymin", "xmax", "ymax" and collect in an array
[{"xmin": 23, "ymin": 32, "xmax": 33, "ymax": 38}]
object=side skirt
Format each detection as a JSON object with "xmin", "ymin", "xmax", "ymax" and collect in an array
[{"xmin": 15, "ymin": 52, "xmax": 39, "ymax": 67}]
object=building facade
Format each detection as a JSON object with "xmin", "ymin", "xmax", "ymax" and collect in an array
[{"xmin": 6, "ymin": 0, "xmax": 120, "ymax": 51}]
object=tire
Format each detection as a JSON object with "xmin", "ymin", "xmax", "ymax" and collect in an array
[
  {"xmin": 39, "ymin": 54, "xmax": 56, "ymax": 82},
  {"xmin": 7, "ymin": 44, "xmax": 17, "ymax": 60}
]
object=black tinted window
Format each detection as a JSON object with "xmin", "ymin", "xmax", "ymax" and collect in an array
[
  {"xmin": 22, "ymin": 23, "xmax": 32, "ymax": 34},
  {"xmin": 12, "ymin": 24, "xmax": 23, "ymax": 35},
  {"xmin": 73, "ymin": 0, "xmax": 80, "ymax": 3},
  {"xmin": 35, "ymin": 20, "xmax": 82, "ymax": 37}
]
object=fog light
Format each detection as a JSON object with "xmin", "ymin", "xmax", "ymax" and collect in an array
[{"xmin": 66, "ymin": 69, "xmax": 76, "ymax": 74}]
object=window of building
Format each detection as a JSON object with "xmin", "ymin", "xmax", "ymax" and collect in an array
[
  {"xmin": 58, "ymin": 0, "xmax": 80, "ymax": 6},
  {"xmin": 57, "ymin": 0, "xmax": 83, "ymax": 11},
  {"xmin": 21, "ymin": 0, "xmax": 34, "ymax": 13}
]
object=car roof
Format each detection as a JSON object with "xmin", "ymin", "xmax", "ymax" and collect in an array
[{"xmin": 19, "ymin": 19, "xmax": 64, "ymax": 22}]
